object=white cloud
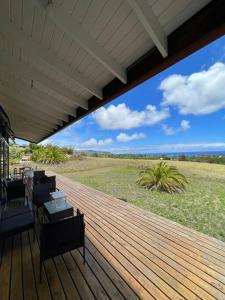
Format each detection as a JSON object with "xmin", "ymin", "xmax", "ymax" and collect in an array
[
  {"xmin": 81, "ymin": 138, "xmax": 113, "ymax": 147},
  {"xmin": 180, "ymin": 120, "xmax": 190, "ymax": 130},
  {"xmin": 162, "ymin": 125, "xmax": 176, "ymax": 136},
  {"xmin": 160, "ymin": 62, "xmax": 225, "ymax": 115},
  {"xmin": 93, "ymin": 103, "xmax": 169, "ymax": 130},
  {"xmin": 39, "ymin": 138, "xmax": 52, "ymax": 145},
  {"xmin": 117, "ymin": 132, "xmax": 146, "ymax": 143},
  {"xmin": 162, "ymin": 120, "xmax": 191, "ymax": 136}
]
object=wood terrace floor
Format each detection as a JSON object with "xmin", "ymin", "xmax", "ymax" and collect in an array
[{"xmin": 1, "ymin": 174, "xmax": 225, "ymax": 300}]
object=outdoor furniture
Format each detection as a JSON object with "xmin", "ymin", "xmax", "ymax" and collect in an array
[
  {"xmin": 1, "ymin": 205, "xmax": 32, "ymax": 220},
  {"xmin": 39, "ymin": 209, "xmax": 85, "ymax": 281},
  {"xmin": 40, "ymin": 210, "xmax": 85, "ymax": 281},
  {"xmin": 32, "ymin": 175, "xmax": 56, "ymax": 218},
  {"xmin": 6, "ymin": 179, "xmax": 25, "ymax": 200},
  {"xmin": 50, "ymin": 190, "xmax": 67, "ymax": 201},
  {"xmin": 1, "ymin": 178, "xmax": 26, "ymax": 208},
  {"xmin": 33, "ymin": 170, "xmax": 46, "ymax": 184},
  {"xmin": 0, "ymin": 175, "xmax": 35, "ymax": 240},
  {"xmin": 43, "ymin": 198, "xmax": 73, "ymax": 222},
  {"xmin": 0, "ymin": 205, "xmax": 35, "ymax": 240}
]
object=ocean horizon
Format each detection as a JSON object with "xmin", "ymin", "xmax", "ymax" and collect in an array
[
  {"xmin": 134, "ymin": 150, "xmax": 225, "ymax": 156},
  {"xmin": 106, "ymin": 150, "xmax": 225, "ymax": 156}
]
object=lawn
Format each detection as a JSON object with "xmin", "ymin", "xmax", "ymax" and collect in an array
[{"xmin": 43, "ymin": 157, "xmax": 225, "ymax": 241}]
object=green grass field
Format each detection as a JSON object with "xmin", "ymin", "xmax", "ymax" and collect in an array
[{"xmin": 42, "ymin": 157, "xmax": 225, "ymax": 241}]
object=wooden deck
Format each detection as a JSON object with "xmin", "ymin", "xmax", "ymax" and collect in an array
[{"xmin": 1, "ymin": 174, "xmax": 225, "ymax": 300}]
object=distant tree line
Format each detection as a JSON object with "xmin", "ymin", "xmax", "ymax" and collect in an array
[{"xmin": 86, "ymin": 151, "xmax": 225, "ymax": 165}]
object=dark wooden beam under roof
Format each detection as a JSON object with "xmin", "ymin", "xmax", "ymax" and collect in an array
[{"xmin": 37, "ymin": 0, "xmax": 225, "ymax": 143}]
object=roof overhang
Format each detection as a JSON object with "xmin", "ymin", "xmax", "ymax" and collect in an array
[{"xmin": 0, "ymin": 0, "xmax": 225, "ymax": 143}]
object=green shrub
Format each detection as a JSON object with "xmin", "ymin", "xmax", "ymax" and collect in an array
[
  {"xmin": 137, "ymin": 161, "xmax": 187, "ymax": 193},
  {"xmin": 31, "ymin": 145, "xmax": 67, "ymax": 164},
  {"xmin": 9, "ymin": 144, "xmax": 25, "ymax": 164}
]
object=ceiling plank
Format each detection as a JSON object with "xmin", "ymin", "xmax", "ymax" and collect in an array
[
  {"xmin": 11, "ymin": 121, "xmax": 52, "ymax": 135},
  {"xmin": 127, "ymin": 0, "xmax": 168, "ymax": 57},
  {"xmin": 6, "ymin": 108, "xmax": 54, "ymax": 133},
  {"xmin": 34, "ymin": 0, "xmax": 127, "ymax": 83},
  {"xmin": 0, "ymin": 81, "xmax": 64, "ymax": 126},
  {"xmin": 0, "ymin": 12, "xmax": 102, "ymax": 99},
  {"xmin": 0, "ymin": 80, "xmax": 67, "ymax": 123},
  {"xmin": 11, "ymin": 122, "xmax": 52, "ymax": 136},
  {"xmin": 0, "ymin": 66, "xmax": 77, "ymax": 117},
  {"xmin": 0, "ymin": 53, "xmax": 87, "ymax": 111},
  {"xmin": 0, "ymin": 95, "xmax": 58, "ymax": 129}
]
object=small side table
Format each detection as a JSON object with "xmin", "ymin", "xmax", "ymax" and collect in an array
[
  {"xmin": 50, "ymin": 190, "xmax": 67, "ymax": 201},
  {"xmin": 43, "ymin": 198, "xmax": 74, "ymax": 222}
]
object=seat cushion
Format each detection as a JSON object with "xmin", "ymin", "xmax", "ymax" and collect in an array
[
  {"xmin": 0, "ymin": 211, "xmax": 34, "ymax": 238},
  {"xmin": 1, "ymin": 206, "xmax": 32, "ymax": 220}
]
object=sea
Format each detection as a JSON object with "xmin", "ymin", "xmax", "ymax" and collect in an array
[{"xmin": 142, "ymin": 151, "xmax": 225, "ymax": 157}]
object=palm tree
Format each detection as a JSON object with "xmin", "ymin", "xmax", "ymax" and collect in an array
[{"xmin": 137, "ymin": 161, "xmax": 187, "ymax": 193}]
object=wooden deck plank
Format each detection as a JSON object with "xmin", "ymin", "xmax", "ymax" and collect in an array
[
  {"xmin": 0, "ymin": 240, "xmax": 3, "ymax": 267},
  {"xmin": 70, "ymin": 248, "xmax": 110, "ymax": 300},
  {"xmin": 83, "ymin": 244, "xmax": 125, "ymax": 300},
  {"xmin": 86, "ymin": 238, "xmax": 139, "ymax": 300},
  {"xmin": 87, "ymin": 226, "xmax": 170, "ymax": 300},
  {"xmin": 28, "ymin": 230, "xmax": 52, "ymax": 300},
  {"xmin": 87, "ymin": 231, "xmax": 152, "ymax": 299},
  {"xmin": 53, "ymin": 255, "xmax": 80, "ymax": 300},
  {"xmin": 22, "ymin": 232, "xmax": 38, "ymax": 300},
  {"xmin": 44, "ymin": 258, "xmax": 67, "ymax": 300},
  {"xmin": 62, "ymin": 252, "xmax": 95, "ymax": 300},
  {"xmin": 0, "ymin": 238, "xmax": 12, "ymax": 300},
  {"xmin": 10, "ymin": 234, "xmax": 23, "ymax": 300}
]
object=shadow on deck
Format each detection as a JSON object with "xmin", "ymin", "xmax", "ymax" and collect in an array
[{"xmin": 1, "ymin": 173, "xmax": 225, "ymax": 300}]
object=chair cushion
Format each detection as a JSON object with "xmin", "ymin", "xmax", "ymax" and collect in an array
[
  {"xmin": 1, "ymin": 206, "xmax": 32, "ymax": 220},
  {"xmin": 0, "ymin": 211, "xmax": 34, "ymax": 238}
]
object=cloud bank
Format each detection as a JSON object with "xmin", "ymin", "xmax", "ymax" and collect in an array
[
  {"xmin": 81, "ymin": 138, "xmax": 113, "ymax": 147},
  {"xmin": 116, "ymin": 132, "xmax": 146, "ymax": 142},
  {"xmin": 93, "ymin": 103, "xmax": 169, "ymax": 130},
  {"xmin": 160, "ymin": 62, "xmax": 225, "ymax": 115}
]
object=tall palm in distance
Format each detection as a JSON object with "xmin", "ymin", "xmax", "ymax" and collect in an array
[{"xmin": 137, "ymin": 161, "xmax": 187, "ymax": 193}]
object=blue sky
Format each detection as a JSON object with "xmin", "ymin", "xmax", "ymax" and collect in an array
[{"xmin": 17, "ymin": 34, "xmax": 225, "ymax": 153}]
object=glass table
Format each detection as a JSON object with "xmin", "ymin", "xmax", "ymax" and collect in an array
[{"xmin": 43, "ymin": 198, "xmax": 74, "ymax": 222}]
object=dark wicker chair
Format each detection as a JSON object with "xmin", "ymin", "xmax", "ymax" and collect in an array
[
  {"xmin": 39, "ymin": 210, "xmax": 85, "ymax": 281},
  {"xmin": 6, "ymin": 179, "xmax": 26, "ymax": 201},
  {"xmin": 32, "ymin": 176, "xmax": 56, "ymax": 218}
]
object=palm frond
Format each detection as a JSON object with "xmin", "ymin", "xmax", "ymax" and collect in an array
[{"xmin": 137, "ymin": 162, "xmax": 187, "ymax": 193}]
